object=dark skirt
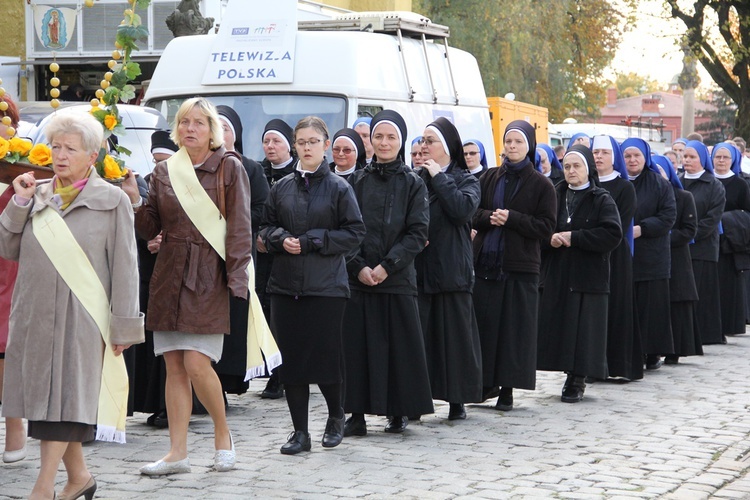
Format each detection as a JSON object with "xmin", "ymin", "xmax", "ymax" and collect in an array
[
  {"xmin": 128, "ymin": 330, "xmax": 166, "ymax": 414},
  {"xmin": 214, "ymin": 295, "xmax": 250, "ymax": 395},
  {"xmin": 718, "ymin": 254, "xmax": 746, "ymax": 336},
  {"xmin": 270, "ymin": 294, "xmax": 346, "ymax": 385},
  {"xmin": 538, "ymin": 290, "xmax": 609, "ymax": 379},
  {"xmin": 343, "ymin": 291, "xmax": 434, "ymax": 416},
  {"xmin": 634, "ymin": 279, "xmax": 674, "ymax": 354},
  {"xmin": 28, "ymin": 421, "xmax": 95, "ymax": 442},
  {"xmin": 419, "ymin": 290, "xmax": 482, "ymax": 403},
  {"xmin": 671, "ymin": 301, "xmax": 702, "ymax": 356},
  {"xmin": 474, "ymin": 275, "xmax": 538, "ymax": 390},
  {"xmin": 692, "ymin": 260, "xmax": 724, "ymax": 345},
  {"xmin": 606, "ymin": 242, "xmax": 643, "ymax": 380}
]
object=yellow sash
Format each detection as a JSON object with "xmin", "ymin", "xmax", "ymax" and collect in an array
[
  {"xmin": 166, "ymin": 147, "xmax": 281, "ymax": 379},
  {"xmin": 32, "ymin": 206, "xmax": 129, "ymax": 443}
]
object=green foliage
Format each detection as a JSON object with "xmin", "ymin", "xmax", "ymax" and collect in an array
[
  {"xmin": 695, "ymin": 86, "xmax": 736, "ymax": 144},
  {"xmin": 612, "ymin": 72, "xmax": 662, "ymax": 98}
]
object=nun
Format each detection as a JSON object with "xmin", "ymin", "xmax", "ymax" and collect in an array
[
  {"xmin": 567, "ymin": 133, "xmax": 591, "ymax": 150},
  {"xmin": 712, "ymin": 143, "xmax": 750, "ymax": 337},
  {"xmin": 473, "ymin": 120, "xmax": 557, "ymax": 411},
  {"xmin": 680, "ymin": 140, "xmax": 726, "ymax": 345},
  {"xmin": 652, "ymin": 155, "xmax": 701, "ymax": 363},
  {"xmin": 416, "ymin": 116, "xmax": 483, "ymax": 421},
  {"xmin": 463, "ymin": 139, "xmax": 488, "ymax": 178},
  {"xmin": 342, "ymin": 110, "xmax": 434, "ymax": 436},
  {"xmin": 622, "ymin": 138, "xmax": 677, "ymax": 370},
  {"xmin": 411, "ymin": 136, "xmax": 425, "ymax": 168},
  {"xmin": 591, "ymin": 135, "xmax": 642, "ymax": 381},
  {"xmin": 537, "ymin": 145, "xmax": 622, "ymax": 402},
  {"xmin": 537, "ymin": 143, "xmax": 564, "ymax": 185},
  {"xmin": 330, "ymin": 128, "xmax": 366, "ymax": 181},
  {"xmin": 256, "ymin": 118, "xmax": 297, "ymax": 400}
]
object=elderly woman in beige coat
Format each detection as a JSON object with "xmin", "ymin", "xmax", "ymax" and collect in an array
[{"xmin": 0, "ymin": 112, "xmax": 144, "ymax": 500}]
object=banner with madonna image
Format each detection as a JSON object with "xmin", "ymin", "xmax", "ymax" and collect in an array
[{"xmin": 33, "ymin": 5, "xmax": 77, "ymax": 50}]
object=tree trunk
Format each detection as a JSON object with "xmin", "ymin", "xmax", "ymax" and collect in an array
[
  {"xmin": 735, "ymin": 98, "xmax": 750, "ymax": 141},
  {"xmin": 682, "ymin": 88, "xmax": 695, "ymax": 137}
]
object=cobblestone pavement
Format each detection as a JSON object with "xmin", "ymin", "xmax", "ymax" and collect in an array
[{"xmin": 2, "ymin": 333, "xmax": 749, "ymax": 499}]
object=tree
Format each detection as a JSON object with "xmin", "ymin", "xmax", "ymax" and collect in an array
[
  {"xmin": 413, "ymin": 0, "xmax": 635, "ymax": 121},
  {"xmin": 694, "ymin": 87, "xmax": 736, "ymax": 144},
  {"xmin": 666, "ymin": 1, "xmax": 750, "ymax": 138},
  {"xmin": 612, "ymin": 72, "xmax": 662, "ymax": 98}
]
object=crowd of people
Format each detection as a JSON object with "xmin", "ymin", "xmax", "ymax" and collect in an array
[{"xmin": 2, "ymin": 92, "xmax": 749, "ymax": 498}]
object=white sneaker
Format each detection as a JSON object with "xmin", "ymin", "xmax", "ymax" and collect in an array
[
  {"xmin": 213, "ymin": 433, "xmax": 235, "ymax": 472},
  {"xmin": 139, "ymin": 457, "xmax": 191, "ymax": 476}
]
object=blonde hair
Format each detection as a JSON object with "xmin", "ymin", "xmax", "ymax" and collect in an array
[
  {"xmin": 45, "ymin": 112, "xmax": 103, "ymax": 155},
  {"xmin": 294, "ymin": 116, "xmax": 329, "ymax": 142},
  {"xmin": 171, "ymin": 97, "xmax": 224, "ymax": 149}
]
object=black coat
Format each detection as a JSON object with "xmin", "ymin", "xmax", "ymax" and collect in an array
[
  {"xmin": 415, "ymin": 163, "xmax": 480, "ymax": 293},
  {"xmin": 472, "ymin": 165, "xmax": 557, "ymax": 275},
  {"xmin": 262, "ymin": 162, "xmax": 366, "ymax": 298},
  {"xmin": 632, "ymin": 169, "xmax": 676, "ymax": 281},
  {"xmin": 545, "ymin": 182, "xmax": 622, "ymax": 293},
  {"xmin": 670, "ymin": 189, "xmax": 699, "ymax": 302},
  {"xmin": 681, "ymin": 171, "xmax": 725, "ymax": 262},
  {"xmin": 240, "ymin": 156, "xmax": 270, "ymax": 236},
  {"xmin": 347, "ymin": 161, "xmax": 429, "ymax": 295}
]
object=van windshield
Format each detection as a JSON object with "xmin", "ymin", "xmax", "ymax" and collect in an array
[{"xmin": 147, "ymin": 95, "xmax": 347, "ymax": 161}]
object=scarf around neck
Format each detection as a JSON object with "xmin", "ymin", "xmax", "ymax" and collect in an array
[{"xmin": 53, "ymin": 168, "xmax": 93, "ymax": 210}]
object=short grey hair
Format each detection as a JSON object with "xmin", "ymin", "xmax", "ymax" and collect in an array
[
  {"xmin": 45, "ymin": 112, "xmax": 104, "ymax": 155},
  {"xmin": 171, "ymin": 97, "xmax": 224, "ymax": 150}
]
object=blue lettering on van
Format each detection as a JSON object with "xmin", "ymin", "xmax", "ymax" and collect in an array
[
  {"xmin": 217, "ymin": 68, "xmax": 277, "ymax": 79},
  {"xmin": 232, "ymin": 27, "xmax": 249, "ymax": 35}
]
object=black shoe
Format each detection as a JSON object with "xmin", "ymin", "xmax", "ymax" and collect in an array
[
  {"xmin": 481, "ymin": 386, "xmax": 500, "ymax": 403},
  {"xmin": 448, "ymin": 403, "xmax": 466, "ymax": 420},
  {"xmin": 664, "ymin": 355, "xmax": 679, "ymax": 365},
  {"xmin": 645, "ymin": 355, "xmax": 664, "ymax": 370},
  {"xmin": 261, "ymin": 376, "xmax": 284, "ymax": 399},
  {"xmin": 280, "ymin": 430, "xmax": 311, "ymax": 455},
  {"xmin": 408, "ymin": 415, "xmax": 421, "ymax": 421},
  {"xmin": 495, "ymin": 387, "xmax": 513, "ymax": 411},
  {"xmin": 384, "ymin": 416, "xmax": 408, "ymax": 433},
  {"xmin": 343, "ymin": 414, "xmax": 367, "ymax": 437},
  {"xmin": 321, "ymin": 414, "xmax": 345, "ymax": 448},
  {"xmin": 153, "ymin": 409, "xmax": 169, "ymax": 428},
  {"xmin": 561, "ymin": 375, "xmax": 586, "ymax": 403}
]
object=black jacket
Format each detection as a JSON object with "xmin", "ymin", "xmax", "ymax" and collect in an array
[
  {"xmin": 670, "ymin": 189, "xmax": 699, "ymax": 302},
  {"xmin": 415, "ymin": 163, "xmax": 480, "ymax": 293},
  {"xmin": 632, "ymin": 169, "xmax": 676, "ymax": 281},
  {"xmin": 472, "ymin": 165, "xmax": 557, "ymax": 276},
  {"xmin": 261, "ymin": 162, "xmax": 366, "ymax": 298},
  {"xmin": 545, "ymin": 182, "xmax": 622, "ymax": 293},
  {"xmin": 347, "ymin": 160, "xmax": 429, "ymax": 295},
  {"xmin": 681, "ymin": 171, "xmax": 725, "ymax": 262},
  {"xmin": 240, "ymin": 156, "xmax": 270, "ymax": 235}
]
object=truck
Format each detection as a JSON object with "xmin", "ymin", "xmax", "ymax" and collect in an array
[
  {"xmin": 143, "ymin": 9, "xmax": 496, "ymax": 163},
  {"xmin": 487, "ymin": 96, "xmax": 549, "ymax": 156}
]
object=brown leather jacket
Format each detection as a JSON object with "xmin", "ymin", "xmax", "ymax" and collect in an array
[{"xmin": 135, "ymin": 146, "xmax": 253, "ymax": 335}]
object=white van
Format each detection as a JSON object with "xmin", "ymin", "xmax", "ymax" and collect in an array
[{"xmin": 144, "ymin": 12, "xmax": 496, "ymax": 162}]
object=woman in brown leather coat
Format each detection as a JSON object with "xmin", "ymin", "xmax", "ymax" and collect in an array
[{"xmin": 132, "ymin": 97, "xmax": 253, "ymax": 476}]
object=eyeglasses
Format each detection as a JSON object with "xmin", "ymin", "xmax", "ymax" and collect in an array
[
  {"xmin": 294, "ymin": 138, "xmax": 323, "ymax": 148},
  {"xmin": 333, "ymin": 147, "xmax": 354, "ymax": 155},
  {"xmin": 464, "ymin": 151, "xmax": 479, "ymax": 157},
  {"xmin": 423, "ymin": 137, "xmax": 440, "ymax": 146},
  {"xmin": 411, "ymin": 152, "xmax": 423, "ymax": 157}
]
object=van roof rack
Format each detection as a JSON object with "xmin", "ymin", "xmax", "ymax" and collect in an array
[{"xmin": 298, "ymin": 11, "xmax": 450, "ymax": 40}]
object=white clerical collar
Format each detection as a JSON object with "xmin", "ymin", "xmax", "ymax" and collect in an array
[
  {"xmin": 543, "ymin": 170, "xmax": 551, "ymax": 177},
  {"xmin": 599, "ymin": 171, "xmax": 620, "ymax": 182},
  {"xmin": 334, "ymin": 165, "xmax": 357, "ymax": 177},
  {"xmin": 569, "ymin": 181, "xmax": 590, "ymax": 191},
  {"xmin": 714, "ymin": 171, "xmax": 735, "ymax": 179},
  {"xmin": 296, "ymin": 162, "xmax": 321, "ymax": 176},
  {"xmin": 469, "ymin": 166, "xmax": 484, "ymax": 175},
  {"xmin": 272, "ymin": 157, "xmax": 294, "ymax": 170},
  {"xmin": 628, "ymin": 173, "xmax": 640, "ymax": 181},
  {"xmin": 684, "ymin": 171, "xmax": 703, "ymax": 179}
]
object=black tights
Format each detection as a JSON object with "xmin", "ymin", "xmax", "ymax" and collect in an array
[{"xmin": 285, "ymin": 383, "xmax": 344, "ymax": 433}]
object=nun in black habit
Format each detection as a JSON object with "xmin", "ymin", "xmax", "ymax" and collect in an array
[
  {"xmin": 472, "ymin": 120, "xmax": 556, "ymax": 411},
  {"xmin": 591, "ymin": 135, "xmax": 642, "ymax": 381},
  {"xmin": 537, "ymin": 145, "xmax": 622, "ymax": 403},
  {"xmin": 342, "ymin": 110, "xmax": 434, "ymax": 435},
  {"xmin": 652, "ymin": 155, "xmax": 701, "ymax": 362},
  {"xmin": 416, "ymin": 116, "xmax": 483, "ymax": 420},
  {"xmin": 712, "ymin": 143, "xmax": 750, "ymax": 337},
  {"xmin": 330, "ymin": 127, "xmax": 367, "ymax": 181},
  {"xmin": 680, "ymin": 140, "xmax": 726, "ymax": 345},
  {"xmin": 213, "ymin": 105, "xmax": 271, "ymax": 395},
  {"xmin": 622, "ymin": 138, "xmax": 677, "ymax": 370}
]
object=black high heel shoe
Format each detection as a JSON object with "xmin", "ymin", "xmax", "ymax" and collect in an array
[{"xmin": 58, "ymin": 475, "xmax": 96, "ymax": 500}]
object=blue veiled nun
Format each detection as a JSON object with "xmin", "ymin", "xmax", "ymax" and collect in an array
[
  {"xmin": 463, "ymin": 138, "xmax": 488, "ymax": 178},
  {"xmin": 652, "ymin": 154, "xmax": 702, "ymax": 361},
  {"xmin": 537, "ymin": 143, "xmax": 563, "ymax": 184},
  {"xmin": 711, "ymin": 142, "xmax": 750, "ymax": 337},
  {"xmin": 590, "ymin": 135, "xmax": 642, "ymax": 381},
  {"xmin": 680, "ymin": 140, "xmax": 726, "ymax": 345},
  {"xmin": 567, "ymin": 132, "xmax": 591, "ymax": 150},
  {"xmin": 621, "ymin": 136, "xmax": 677, "ymax": 369}
]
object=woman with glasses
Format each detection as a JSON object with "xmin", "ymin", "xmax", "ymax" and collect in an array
[
  {"xmin": 410, "ymin": 137, "xmax": 426, "ymax": 168},
  {"xmin": 473, "ymin": 121, "xmax": 556, "ymax": 412},
  {"xmin": 261, "ymin": 116, "xmax": 365, "ymax": 454},
  {"xmin": 463, "ymin": 139, "xmax": 488, "ymax": 179},
  {"xmin": 416, "ymin": 117, "xmax": 482, "ymax": 421},
  {"xmin": 330, "ymin": 128, "xmax": 367, "ymax": 181}
]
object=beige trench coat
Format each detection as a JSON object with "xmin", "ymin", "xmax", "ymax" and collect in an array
[{"xmin": 0, "ymin": 173, "xmax": 144, "ymax": 424}]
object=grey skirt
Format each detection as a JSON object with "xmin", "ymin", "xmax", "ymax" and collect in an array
[{"xmin": 153, "ymin": 331, "xmax": 225, "ymax": 363}]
